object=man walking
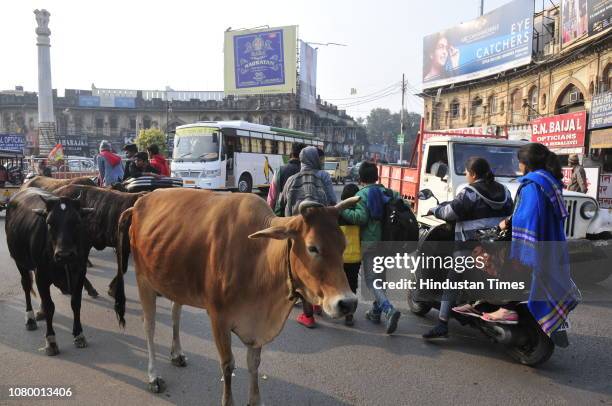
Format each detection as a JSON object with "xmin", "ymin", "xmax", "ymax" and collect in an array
[
  {"xmin": 97, "ymin": 140, "xmax": 124, "ymax": 186},
  {"xmin": 267, "ymin": 142, "xmax": 306, "ymax": 210},
  {"xmin": 567, "ymin": 153, "xmax": 587, "ymax": 193}
]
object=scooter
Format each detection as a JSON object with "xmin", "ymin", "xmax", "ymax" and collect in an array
[{"xmin": 407, "ymin": 189, "xmax": 562, "ymax": 366}]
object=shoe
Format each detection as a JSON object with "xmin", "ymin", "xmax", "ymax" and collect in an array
[
  {"xmin": 481, "ymin": 308, "xmax": 518, "ymax": 325},
  {"xmin": 297, "ymin": 313, "xmax": 316, "ymax": 328},
  {"xmin": 383, "ymin": 307, "xmax": 401, "ymax": 334},
  {"xmin": 452, "ymin": 304, "xmax": 481, "ymax": 318},
  {"xmin": 365, "ymin": 306, "xmax": 381, "ymax": 324},
  {"xmin": 422, "ymin": 322, "xmax": 449, "ymax": 339},
  {"xmin": 345, "ymin": 314, "xmax": 354, "ymax": 327},
  {"xmin": 312, "ymin": 305, "xmax": 323, "ymax": 315}
]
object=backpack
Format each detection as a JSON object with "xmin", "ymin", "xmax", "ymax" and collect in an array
[
  {"xmin": 381, "ymin": 189, "xmax": 419, "ymax": 242},
  {"xmin": 283, "ymin": 170, "xmax": 329, "ymax": 216}
]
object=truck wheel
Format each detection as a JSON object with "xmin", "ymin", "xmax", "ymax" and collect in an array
[{"xmin": 238, "ymin": 173, "xmax": 252, "ymax": 193}]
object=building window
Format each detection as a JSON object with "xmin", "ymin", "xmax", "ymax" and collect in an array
[
  {"xmin": 488, "ymin": 96, "xmax": 497, "ymax": 115},
  {"xmin": 555, "ymin": 84, "xmax": 584, "ymax": 114},
  {"xmin": 471, "ymin": 97, "xmax": 483, "ymax": 117},
  {"xmin": 432, "ymin": 102, "xmax": 443, "ymax": 130},
  {"xmin": 95, "ymin": 117, "xmax": 104, "ymax": 134},
  {"xmin": 527, "ymin": 87, "xmax": 538, "ymax": 120},
  {"xmin": 143, "ymin": 116, "xmax": 152, "ymax": 129},
  {"xmin": 450, "ymin": 100, "xmax": 460, "ymax": 119},
  {"xmin": 510, "ymin": 89, "xmax": 522, "ymax": 124},
  {"xmin": 129, "ymin": 117, "xmax": 136, "ymax": 130},
  {"xmin": 602, "ymin": 64, "xmax": 612, "ymax": 92},
  {"xmin": 110, "ymin": 116, "xmax": 118, "ymax": 130}
]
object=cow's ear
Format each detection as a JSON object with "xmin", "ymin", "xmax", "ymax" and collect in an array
[
  {"xmin": 32, "ymin": 208, "xmax": 47, "ymax": 217},
  {"xmin": 249, "ymin": 226, "xmax": 295, "ymax": 240},
  {"xmin": 80, "ymin": 208, "xmax": 95, "ymax": 216}
]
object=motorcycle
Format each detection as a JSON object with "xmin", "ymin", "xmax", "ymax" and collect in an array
[{"xmin": 407, "ymin": 189, "xmax": 562, "ymax": 366}]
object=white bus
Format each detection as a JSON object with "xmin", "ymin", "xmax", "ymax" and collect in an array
[{"xmin": 170, "ymin": 121, "xmax": 323, "ymax": 192}]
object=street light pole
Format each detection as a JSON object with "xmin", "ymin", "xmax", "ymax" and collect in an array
[{"xmin": 399, "ymin": 73, "xmax": 406, "ymax": 163}]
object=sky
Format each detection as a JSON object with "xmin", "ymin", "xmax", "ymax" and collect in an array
[{"xmin": 1, "ymin": 0, "xmax": 517, "ymax": 120}]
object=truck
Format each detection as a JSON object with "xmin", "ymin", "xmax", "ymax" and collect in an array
[
  {"xmin": 378, "ymin": 129, "xmax": 612, "ymax": 285},
  {"xmin": 323, "ymin": 157, "xmax": 349, "ymax": 184}
]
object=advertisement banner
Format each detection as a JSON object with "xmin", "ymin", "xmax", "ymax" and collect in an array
[
  {"xmin": 506, "ymin": 124, "xmax": 532, "ymax": 141},
  {"xmin": 531, "ymin": 111, "xmax": 587, "ymax": 151},
  {"xmin": 561, "ymin": 0, "xmax": 589, "ymax": 47},
  {"xmin": 57, "ymin": 135, "xmax": 90, "ymax": 156},
  {"xmin": 422, "ymin": 0, "xmax": 533, "ymax": 89},
  {"xmin": 589, "ymin": 91, "xmax": 612, "ymax": 129},
  {"xmin": 0, "ymin": 134, "xmax": 26, "ymax": 153},
  {"xmin": 432, "ymin": 125, "xmax": 498, "ymax": 136},
  {"xmin": 224, "ymin": 26, "xmax": 297, "ymax": 95},
  {"xmin": 114, "ymin": 97, "xmax": 136, "ymax": 108},
  {"xmin": 299, "ymin": 40, "xmax": 317, "ymax": 112},
  {"xmin": 78, "ymin": 95, "xmax": 100, "ymax": 107},
  {"xmin": 599, "ymin": 172, "xmax": 612, "ymax": 208},
  {"xmin": 562, "ymin": 166, "xmax": 600, "ymax": 199},
  {"xmin": 588, "ymin": 0, "xmax": 612, "ymax": 36}
]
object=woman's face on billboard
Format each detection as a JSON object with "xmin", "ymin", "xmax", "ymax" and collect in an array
[{"xmin": 432, "ymin": 37, "xmax": 449, "ymax": 67}]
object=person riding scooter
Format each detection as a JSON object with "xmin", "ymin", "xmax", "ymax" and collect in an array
[{"xmin": 422, "ymin": 157, "xmax": 513, "ymax": 339}]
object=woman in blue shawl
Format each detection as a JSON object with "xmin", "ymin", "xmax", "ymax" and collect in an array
[{"xmin": 485, "ymin": 143, "xmax": 580, "ymax": 341}]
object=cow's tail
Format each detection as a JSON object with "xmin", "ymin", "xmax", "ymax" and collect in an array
[{"xmin": 115, "ymin": 207, "xmax": 133, "ymax": 328}]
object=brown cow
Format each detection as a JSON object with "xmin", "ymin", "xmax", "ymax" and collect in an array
[
  {"xmin": 22, "ymin": 175, "xmax": 96, "ymax": 191},
  {"xmin": 114, "ymin": 188, "xmax": 359, "ymax": 405}
]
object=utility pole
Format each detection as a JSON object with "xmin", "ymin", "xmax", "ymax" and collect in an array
[
  {"xmin": 399, "ymin": 73, "xmax": 406, "ymax": 163},
  {"xmin": 479, "ymin": 0, "xmax": 484, "ymax": 16}
]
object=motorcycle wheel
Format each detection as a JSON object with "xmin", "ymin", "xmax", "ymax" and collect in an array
[
  {"xmin": 505, "ymin": 312, "xmax": 555, "ymax": 366},
  {"xmin": 407, "ymin": 288, "xmax": 432, "ymax": 316}
]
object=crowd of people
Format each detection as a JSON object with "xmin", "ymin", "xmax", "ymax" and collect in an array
[
  {"xmin": 267, "ymin": 142, "xmax": 577, "ymax": 344},
  {"xmin": 97, "ymin": 140, "xmax": 170, "ymax": 186}
]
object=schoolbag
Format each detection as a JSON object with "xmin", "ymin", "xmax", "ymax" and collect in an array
[
  {"xmin": 381, "ymin": 189, "xmax": 419, "ymax": 242},
  {"xmin": 284, "ymin": 170, "xmax": 329, "ymax": 216}
]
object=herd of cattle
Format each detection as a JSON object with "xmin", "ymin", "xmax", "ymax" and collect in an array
[{"xmin": 3, "ymin": 176, "xmax": 359, "ymax": 405}]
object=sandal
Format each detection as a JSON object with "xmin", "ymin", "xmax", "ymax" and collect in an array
[
  {"xmin": 452, "ymin": 304, "xmax": 482, "ymax": 318},
  {"xmin": 481, "ymin": 308, "xmax": 519, "ymax": 324}
]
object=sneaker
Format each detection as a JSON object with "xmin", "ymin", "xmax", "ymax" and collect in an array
[
  {"xmin": 365, "ymin": 306, "xmax": 381, "ymax": 324},
  {"xmin": 344, "ymin": 314, "xmax": 354, "ymax": 327},
  {"xmin": 312, "ymin": 305, "xmax": 323, "ymax": 316},
  {"xmin": 422, "ymin": 322, "xmax": 449, "ymax": 339},
  {"xmin": 383, "ymin": 307, "xmax": 401, "ymax": 334},
  {"xmin": 297, "ymin": 313, "xmax": 316, "ymax": 328}
]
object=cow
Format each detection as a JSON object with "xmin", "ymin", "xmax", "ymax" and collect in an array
[
  {"xmin": 5, "ymin": 188, "xmax": 93, "ymax": 355},
  {"xmin": 21, "ymin": 175, "xmax": 96, "ymax": 191},
  {"xmin": 113, "ymin": 188, "xmax": 359, "ymax": 405}
]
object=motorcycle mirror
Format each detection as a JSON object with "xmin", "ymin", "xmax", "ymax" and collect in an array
[{"xmin": 418, "ymin": 189, "xmax": 433, "ymax": 200}]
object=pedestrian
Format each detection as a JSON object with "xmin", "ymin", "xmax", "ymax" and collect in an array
[
  {"xmin": 147, "ymin": 144, "xmax": 170, "ymax": 177},
  {"xmin": 422, "ymin": 157, "xmax": 513, "ymax": 339},
  {"xmin": 340, "ymin": 161, "xmax": 401, "ymax": 334},
  {"xmin": 267, "ymin": 142, "xmax": 306, "ymax": 210},
  {"xmin": 122, "ymin": 143, "xmax": 139, "ymax": 181},
  {"xmin": 316, "ymin": 148, "xmax": 337, "ymax": 206},
  {"xmin": 567, "ymin": 153, "xmax": 587, "ymax": 193},
  {"xmin": 339, "ymin": 183, "xmax": 361, "ymax": 326},
  {"xmin": 495, "ymin": 143, "xmax": 580, "ymax": 345},
  {"xmin": 128, "ymin": 152, "xmax": 160, "ymax": 179},
  {"xmin": 276, "ymin": 145, "xmax": 334, "ymax": 328},
  {"xmin": 97, "ymin": 140, "xmax": 124, "ymax": 186}
]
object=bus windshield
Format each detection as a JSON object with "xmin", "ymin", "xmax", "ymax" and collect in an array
[
  {"xmin": 452, "ymin": 143, "xmax": 521, "ymax": 178},
  {"xmin": 173, "ymin": 128, "xmax": 219, "ymax": 162},
  {"xmin": 324, "ymin": 162, "xmax": 338, "ymax": 170}
]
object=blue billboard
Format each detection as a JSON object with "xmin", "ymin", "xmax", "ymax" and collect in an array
[
  {"xmin": 233, "ymin": 29, "xmax": 286, "ymax": 89},
  {"xmin": 589, "ymin": 91, "xmax": 612, "ymax": 129},
  {"xmin": 78, "ymin": 95, "xmax": 100, "ymax": 107},
  {"xmin": 422, "ymin": 0, "xmax": 534, "ymax": 89},
  {"xmin": 0, "ymin": 134, "xmax": 26, "ymax": 153},
  {"xmin": 114, "ymin": 97, "xmax": 136, "ymax": 108}
]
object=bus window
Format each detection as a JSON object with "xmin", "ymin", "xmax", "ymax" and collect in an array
[
  {"xmin": 240, "ymin": 136, "xmax": 250, "ymax": 153},
  {"xmin": 251, "ymin": 138, "xmax": 262, "ymax": 153},
  {"xmin": 264, "ymin": 139, "xmax": 274, "ymax": 154}
]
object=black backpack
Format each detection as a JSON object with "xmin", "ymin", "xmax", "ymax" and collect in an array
[{"xmin": 381, "ymin": 189, "xmax": 419, "ymax": 242}]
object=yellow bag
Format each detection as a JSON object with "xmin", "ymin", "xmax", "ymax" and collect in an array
[{"xmin": 340, "ymin": 225, "xmax": 362, "ymax": 263}]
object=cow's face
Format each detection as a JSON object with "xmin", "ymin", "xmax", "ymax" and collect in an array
[
  {"xmin": 33, "ymin": 195, "xmax": 94, "ymax": 263},
  {"xmin": 250, "ymin": 197, "xmax": 360, "ymax": 318}
]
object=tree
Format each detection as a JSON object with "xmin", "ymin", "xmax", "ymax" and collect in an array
[
  {"xmin": 135, "ymin": 128, "xmax": 167, "ymax": 155},
  {"xmin": 364, "ymin": 108, "xmax": 421, "ymax": 160}
]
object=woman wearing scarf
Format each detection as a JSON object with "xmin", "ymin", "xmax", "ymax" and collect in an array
[
  {"xmin": 490, "ymin": 143, "xmax": 580, "ymax": 344},
  {"xmin": 97, "ymin": 140, "xmax": 124, "ymax": 186}
]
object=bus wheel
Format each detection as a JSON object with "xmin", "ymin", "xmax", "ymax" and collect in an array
[{"xmin": 238, "ymin": 173, "xmax": 252, "ymax": 193}]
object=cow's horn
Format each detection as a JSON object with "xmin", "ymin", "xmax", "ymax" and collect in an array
[
  {"xmin": 334, "ymin": 196, "xmax": 360, "ymax": 211},
  {"xmin": 299, "ymin": 200, "xmax": 324, "ymax": 216}
]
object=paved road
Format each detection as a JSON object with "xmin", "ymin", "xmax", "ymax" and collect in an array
[{"xmin": 1, "ymin": 204, "xmax": 612, "ymax": 405}]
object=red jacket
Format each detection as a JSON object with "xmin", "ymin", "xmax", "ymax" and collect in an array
[{"xmin": 149, "ymin": 154, "xmax": 170, "ymax": 176}]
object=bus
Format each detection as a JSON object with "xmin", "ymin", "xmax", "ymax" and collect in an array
[{"xmin": 170, "ymin": 121, "xmax": 323, "ymax": 192}]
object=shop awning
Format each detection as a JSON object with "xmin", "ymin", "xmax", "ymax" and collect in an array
[{"xmin": 590, "ymin": 128, "xmax": 612, "ymax": 149}]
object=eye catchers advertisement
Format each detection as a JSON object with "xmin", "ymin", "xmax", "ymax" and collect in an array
[{"xmin": 422, "ymin": 0, "xmax": 534, "ymax": 89}]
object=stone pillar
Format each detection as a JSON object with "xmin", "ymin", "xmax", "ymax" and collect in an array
[{"xmin": 34, "ymin": 9, "xmax": 56, "ymax": 155}]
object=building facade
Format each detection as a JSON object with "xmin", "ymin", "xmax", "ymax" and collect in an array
[{"xmin": 0, "ymin": 86, "xmax": 358, "ymax": 157}]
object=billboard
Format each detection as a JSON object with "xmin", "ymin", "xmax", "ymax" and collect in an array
[
  {"xmin": 57, "ymin": 135, "xmax": 90, "ymax": 156},
  {"xmin": 562, "ymin": 0, "xmax": 612, "ymax": 47},
  {"xmin": 422, "ymin": 0, "xmax": 533, "ymax": 89},
  {"xmin": 224, "ymin": 26, "xmax": 297, "ymax": 95},
  {"xmin": 588, "ymin": 0, "xmax": 612, "ymax": 35},
  {"xmin": 299, "ymin": 40, "xmax": 317, "ymax": 112},
  {"xmin": 0, "ymin": 134, "xmax": 26, "ymax": 153},
  {"xmin": 589, "ymin": 91, "xmax": 612, "ymax": 129},
  {"xmin": 531, "ymin": 111, "xmax": 587, "ymax": 153}
]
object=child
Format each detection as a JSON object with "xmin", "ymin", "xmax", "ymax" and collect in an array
[{"xmin": 339, "ymin": 183, "xmax": 361, "ymax": 326}]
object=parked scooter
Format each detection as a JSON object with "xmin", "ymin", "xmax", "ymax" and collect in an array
[{"xmin": 407, "ymin": 189, "xmax": 562, "ymax": 366}]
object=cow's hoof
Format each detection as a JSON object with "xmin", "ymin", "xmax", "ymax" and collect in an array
[
  {"xmin": 25, "ymin": 319, "xmax": 37, "ymax": 331},
  {"xmin": 35, "ymin": 311, "xmax": 46, "ymax": 321},
  {"xmin": 148, "ymin": 377, "xmax": 166, "ymax": 393},
  {"xmin": 171, "ymin": 354, "xmax": 187, "ymax": 367},
  {"xmin": 45, "ymin": 343, "xmax": 59, "ymax": 356},
  {"xmin": 87, "ymin": 288, "xmax": 99, "ymax": 298},
  {"xmin": 73, "ymin": 334, "xmax": 88, "ymax": 348}
]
